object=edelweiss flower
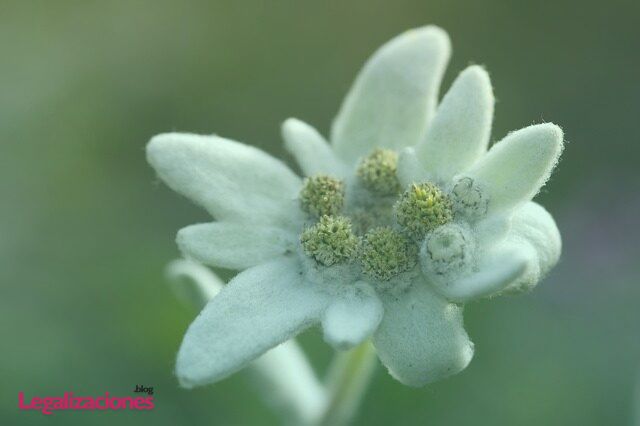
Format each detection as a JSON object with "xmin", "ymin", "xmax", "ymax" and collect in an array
[{"xmin": 147, "ymin": 26, "xmax": 563, "ymax": 388}]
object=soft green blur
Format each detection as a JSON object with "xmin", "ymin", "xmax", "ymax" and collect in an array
[{"xmin": 1, "ymin": 1, "xmax": 639, "ymax": 425}]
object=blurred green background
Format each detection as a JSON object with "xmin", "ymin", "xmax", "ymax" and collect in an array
[{"xmin": 2, "ymin": 1, "xmax": 639, "ymax": 425}]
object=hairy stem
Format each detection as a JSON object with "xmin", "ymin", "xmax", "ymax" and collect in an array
[{"xmin": 314, "ymin": 342, "xmax": 378, "ymax": 426}]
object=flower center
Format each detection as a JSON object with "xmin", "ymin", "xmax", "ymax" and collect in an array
[
  {"xmin": 298, "ymin": 149, "xmax": 459, "ymax": 282},
  {"xmin": 360, "ymin": 227, "xmax": 417, "ymax": 281}
]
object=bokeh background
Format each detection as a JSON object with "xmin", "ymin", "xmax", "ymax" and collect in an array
[{"xmin": 2, "ymin": 1, "xmax": 639, "ymax": 425}]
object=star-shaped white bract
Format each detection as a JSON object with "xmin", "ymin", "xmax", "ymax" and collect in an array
[{"xmin": 147, "ymin": 26, "xmax": 563, "ymax": 388}]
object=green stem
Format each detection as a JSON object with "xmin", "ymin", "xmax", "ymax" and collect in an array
[{"xmin": 315, "ymin": 342, "xmax": 377, "ymax": 426}]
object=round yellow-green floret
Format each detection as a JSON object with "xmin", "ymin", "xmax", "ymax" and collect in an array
[
  {"xmin": 359, "ymin": 227, "xmax": 417, "ymax": 281},
  {"xmin": 301, "ymin": 215, "xmax": 359, "ymax": 266},
  {"xmin": 299, "ymin": 174, "xmax": 345, "ymax": 218},
  {"xmin": 395, "ymin": 182, "xmax": 453, "ymax": 238},
  {"xmin": 356, "ymin": 149, "xmax": 401, "ymax": 195}
]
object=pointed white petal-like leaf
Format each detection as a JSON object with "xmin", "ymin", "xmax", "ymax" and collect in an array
[
  {"xmin": 416, "ymin": 66, "xmax": 494, "ymax": 181},
  {"xmin": 176, "ymin": 257, "xmax": 330, "ymax": 388},
  {"xmin": 373, "ymin": 282, "xmax": 474, "ymax": 387},
  {"xmin": 176, "ymin": 222, "xmax": 297, "ymax": 270},
  {"xmin": 465, "ymin": 124, "xmax": 563, "ymax": 214},
  {"xmin": 499, "ymin": 202, "xmax": 562, "ymax": 294},
  {"xmin": 397, "ymin": 147, "xmax": 430, "ymax": 187},
  {"xmin": 322, "ymin": 281, "xmax": 383, "ymax": 350},
  {"xmin": 432, "ymin": 247, "xmax": 529, "ymax": 302},
  {"xmin": 282, "ymin": 118, "xmax": 348, "ymax": 177},
  {"xmin": 147, "ymin": 133, "xmax": 303, "ymax": 229},
  {"xmin": 474, "ymin": 213, "xmax": 512, "ymax": 246},
  {"xmin": 464, "ymin": 202, "xmax": 560, "ymax": 297},
  {"xmin": 510, "ymin": 202, "xmax": 561, "ymax": 276},
  {"xmin": 167, "ymin": 260, "xmax": 327, "ymax": 420},
  {"xmin": 331, "ymin": 26, "xmax": 451, "ymax": 163}
]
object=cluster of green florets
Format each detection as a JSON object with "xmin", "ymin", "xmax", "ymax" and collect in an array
[
  {"xmin": 356, "ymin": 148, "xmax": 402, "ymax": 195},
  {"xmin": 298, "ymin": 149, "xmax": 463, "ymax": 283},
  {"xmin": 300, "ymin": 174, "xmax": 345, "ymax": 218},
  {"xmin": 360, "ymin": 227, "xmax": 417, "ymax": 281},
  {"xmin": 300, "ymin": 215, "xmax": 359, "ymax": 266},
  {"xmin": 395, "ymin": 183, "xmax": 453, "ymax": 238}
]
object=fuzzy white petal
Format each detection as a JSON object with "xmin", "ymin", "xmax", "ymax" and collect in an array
[
  {"xmin": 474, "ymin": 214, "xmax": 512, "ymax": 247},
  {"xmin": 322, "ymin": 281, "xmax": 383, "ymax": 350},
  {"xmin": 462, "ymin": 201, "xmax": 561, "ymax": 297},
  {"xmin": 167, "ymin": 260, "xmax": 327, "ymax": 418},
  {"xmin": 433, "ymin": 247, "xmax": 529, "ymax": 302},
  {"xmin": 416, "ymin": 66, "xmax": 494, "ymax": 181},
  {"xmin": 373, "ymin": 282, "xmax": 473, "ymax": 387},
  {"xmin": 176, "ymin": 257, "xmax": 330, "ymax": 388},
  {"xmin": 147, "ymin": 133, "xmax": 303, "ymax": 229},
  {"xmin": 282, "ymin": 118, "xmax": 348, "ymax": 177},
  {"xmin": 331, "ymin": 26, "xmax": 451, "ymax": 164},
  {"xmin": 397, "ymin": 147, "xmax": 429, "ymax": 187},
  {"xmin": 510, "ymin": 202, "xmax": 562, "ymax": 276},
  {"xmin": 176, "ymin": 222, "xmax": 297, "ymax": 270},
  {"xmin": 500, "ymin": 202, "xmax": 562, "ymax": 293},
  {"xmin": 465, "ymin": 124, "xmax": 563, "ymax": 214}
]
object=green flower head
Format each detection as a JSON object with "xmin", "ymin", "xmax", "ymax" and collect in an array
[
  {"xmin": 357, "ymin": 148, "xmax": 402, "ymax": 195},
  {"xmin": 300, "ymin": 174, "xmax": 345, "ymax": 218},
  {"xmin": 395, "ymin": 182, "xmax": 453, "ymax": 238},
  {"xmin": 359, "ymin": 227, "xmax": 417, "ymax": 281},
  {"xmin": 300, "ymin": 215, "xmax": 358, "ymax": 266}
]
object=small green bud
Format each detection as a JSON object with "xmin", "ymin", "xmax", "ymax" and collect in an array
[
  {"xmin": 301, "ymin": 215, "xmax": 359, "ymax": 266},
  {"xmin": 450, "ymin": 177, "xmax": 488, "ymax": 220},
  {"xmin": 356, "ymin": 149, "xmax": 401, "ymax": 195},
  {"xmin": 395, "ymin": 182, "xmax": 453, "ymax": 238},
  {"xmin": 300, "ymin": 174, "xmax": 345, "ymax": 218},
  {"xmin": 359, "ymin": 227, "xmax": 417, "ymax": 281}
]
